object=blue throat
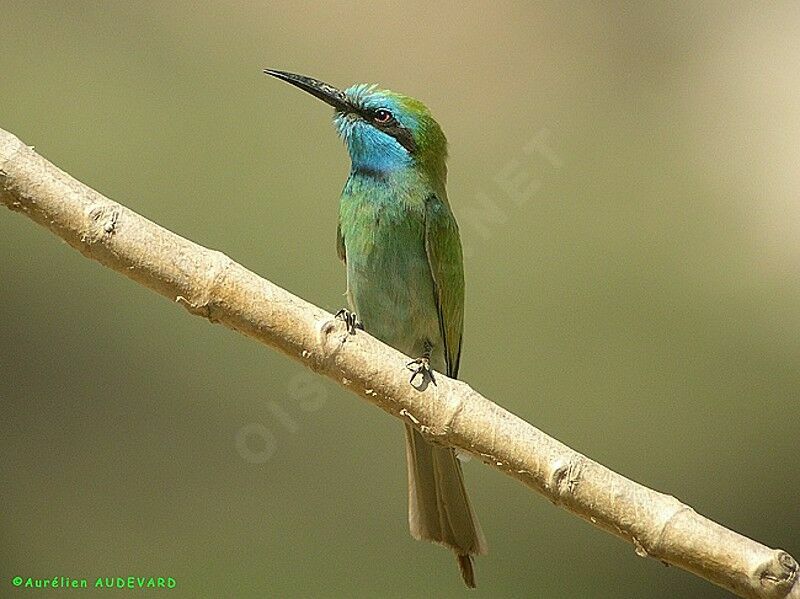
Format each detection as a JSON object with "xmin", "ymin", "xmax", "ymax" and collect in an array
[{"xmin": 338, "ymin": 118, "xmax": 413, "ymax": 177}]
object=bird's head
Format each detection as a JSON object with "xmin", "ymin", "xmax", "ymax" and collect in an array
[{"xmin": 265, "ymin": 69, "xmax": 447, "ymax": 182}]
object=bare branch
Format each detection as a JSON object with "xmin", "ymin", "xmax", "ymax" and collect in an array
[{"xmin": 1, "ymin": 127, "xmax": 797, "ymax": 598}]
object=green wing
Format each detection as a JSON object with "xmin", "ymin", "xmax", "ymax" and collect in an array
[
  {"xmin": 424, "ymin": 194, "xmax": 465, "ymax": 379},
  {"xmin": 336, "ymin": 223, "xmax": 346, "ymax": 263}
]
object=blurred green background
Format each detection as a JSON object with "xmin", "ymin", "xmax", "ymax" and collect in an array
[{"xmin": 2, "ymin": 2, "xmax": 798, "ymax": 597}]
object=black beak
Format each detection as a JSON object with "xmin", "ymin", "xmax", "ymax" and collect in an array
[{"xmin": 263, "ymin": 69, "xmax": 351, "ymax": 113}]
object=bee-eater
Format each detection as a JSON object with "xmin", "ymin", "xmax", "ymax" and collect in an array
[{"xmin": 264, "ymin": 69, "xmax": 487, "ymax": 587}]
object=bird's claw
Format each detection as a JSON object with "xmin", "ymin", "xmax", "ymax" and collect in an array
[
  {"xmin": 406, "ymin": 356, "xmax": 434, "ymax": 386},
  {"xmin": 335, "ymin": 309, "xmax": 363, "ymax": 335}
]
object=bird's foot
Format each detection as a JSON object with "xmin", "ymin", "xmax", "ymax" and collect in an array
[
  {"xmin": 335, "ymin": 309, "xmax": 363, "ymax": 335},
  {"xmin": 406, "ymin": 356, "xmax": 435, "ymax": 387}
]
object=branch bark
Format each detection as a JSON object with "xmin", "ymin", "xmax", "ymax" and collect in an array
[{"xmin": 1, "ymin": 126, "xmax": 797, "ymax": 598}]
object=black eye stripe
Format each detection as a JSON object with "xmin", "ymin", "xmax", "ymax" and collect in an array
[
  {"xmin": 356, "ymin": 108, "xmax": 416, "ymax": 153},
  {"xmin": 380, "ymin": 124, "xmax": 416, "ymax": 153}
]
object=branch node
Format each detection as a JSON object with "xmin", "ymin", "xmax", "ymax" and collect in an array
[
  {"xmin": 315, "ymin": 317, "xmax": 340, "ymax": 352},
  {"xmin": 758, "ymin": 551, "xmax": 798, "ymax": 589},
  {"xmin": 651, "ymin": 504, "xmax": 694, "ymax": 557},
  {"xmin": 173, "ymin": 250, "xmax": 234, "ymax": 322},
  {"xmin": 315, "ymin": 315, "xmax": 356, "ymax": 368},
  {"xmin": 83, "ymin": 204, "xmax": 122, "ymax": 245},
  {"xmin": 549, "ymin": 457, "xmax": 583, "ymax": 501}
]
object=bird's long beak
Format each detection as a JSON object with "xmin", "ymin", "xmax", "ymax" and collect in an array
[{"xmin": 263, "ymin": 69, "xmax": 351, "ymax": 113}]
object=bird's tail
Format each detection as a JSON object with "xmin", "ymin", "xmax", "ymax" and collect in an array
[{"xmin": 404, "ymin": 424, "xmax": 487, "ymax": 588}]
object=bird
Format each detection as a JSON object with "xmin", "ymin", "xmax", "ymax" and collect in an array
[{"xmin": 264, "ymin": 69, "xmax": 487, "ymax": 587}]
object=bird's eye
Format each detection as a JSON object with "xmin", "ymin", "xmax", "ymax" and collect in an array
[{"xmin": 374, "ymin": 109, "xmax": 393, "ymax": 124}]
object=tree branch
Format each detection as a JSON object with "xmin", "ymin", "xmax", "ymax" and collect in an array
[{"xmin": 1, "ymin": 126, "xmax": 797, "ymax": 599}]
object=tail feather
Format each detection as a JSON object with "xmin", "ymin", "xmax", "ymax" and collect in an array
[
  {"xmin": 405, "ymin": 424, "xmax": 487, "ymax": 587},
  {"xmin": 457, "ymin": 554, "xmax": 476, "ymax": 589}
]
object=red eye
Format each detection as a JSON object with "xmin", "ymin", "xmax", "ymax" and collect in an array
[{"xmin": 374, "ymin": 109, "xmax": 393, "ymax": 124}]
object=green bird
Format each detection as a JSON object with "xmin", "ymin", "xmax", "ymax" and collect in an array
[{"xmin": 265, "ymin": 69, "xmax": 486, "ymax": 587}]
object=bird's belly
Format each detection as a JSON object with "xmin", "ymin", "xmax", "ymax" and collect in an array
[{"xmin": 345, "ymin": 231, "xmax": 442, "ymax": 365}]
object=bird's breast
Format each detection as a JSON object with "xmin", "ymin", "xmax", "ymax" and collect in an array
[{"xmin": 339, "ymin": 191, "xmax": 441, "ymax": 360}]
